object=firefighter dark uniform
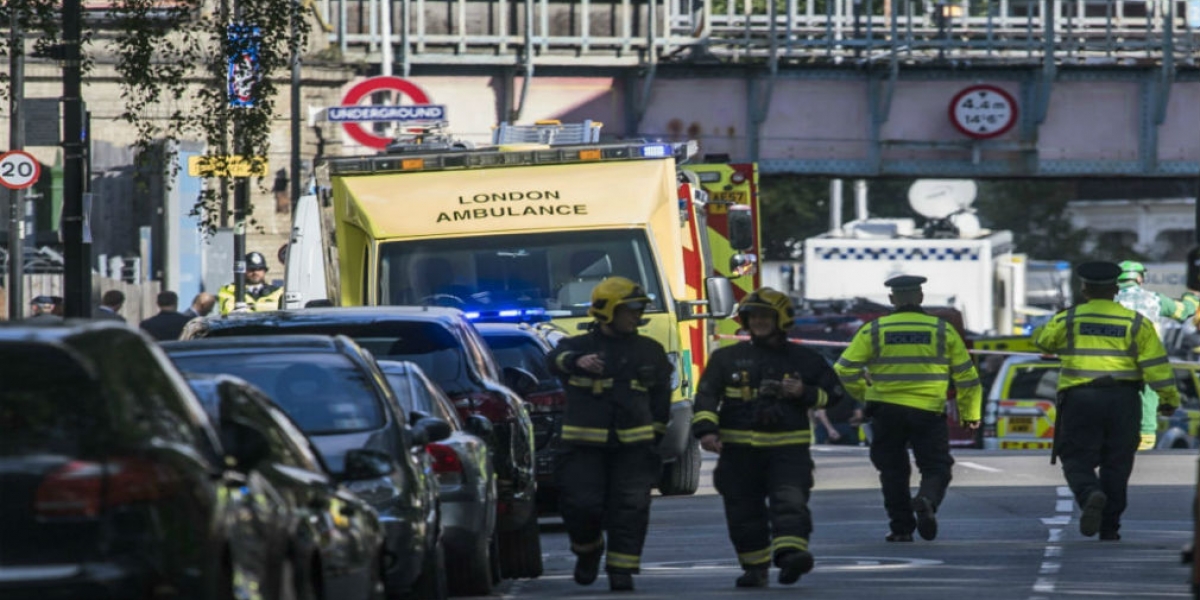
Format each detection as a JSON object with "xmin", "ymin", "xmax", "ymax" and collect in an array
[
  {"xmin": 218, "ymin": 251, "xmax": 284, "ymax": 315},
  {"xmin": 1034, "ymin": 261, "xmax": 1181, "ymax": 541},
  {"xmin": 692, "ymin": 287, "xmax": 845, "ymax": 588},
  {"xmin": 834, "ymin": 275, "xmax": 982, "ymax": 543},
  {"xmin": 546, "ymin": 276, "xmax": 673, "ymax": 592}
]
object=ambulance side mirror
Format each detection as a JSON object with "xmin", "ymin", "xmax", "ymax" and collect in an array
[
  {"xmin": 705, "ymin": 277, "xmax": 736, "ymax": 318},
  {"xmin": 728, "ymin": 205, "xmax": 754, "ymax": 251}
]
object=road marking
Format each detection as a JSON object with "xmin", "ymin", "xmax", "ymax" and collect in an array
[
  {"xmin": 1055, "ymin": 499, "xmax": 1074, "ymax": 512},
  {"xmin": 1030, "ymin": 489, "xmax": 1076, "ymax": 598},
  {"xmin": 958, "ymin": 461, "xmax": 1003, "ymax": 472}
]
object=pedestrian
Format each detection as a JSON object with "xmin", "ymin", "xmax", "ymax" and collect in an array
[
  {"xmin": 182, "ymin": 292, "xmax": 217, "ymax": 319},
  {"xmin": 546, "ymin": 276, "xmax": 673, "ymax": 592},
  {"xmin": 692, "ymin": 286, "xmax": 845, "ymax": 588},
  {"xmin": 217, "ymin": 252, "xmax": 283, "ymax": 315},
  {"xmin": 94, "ymin": 290, "xmax": 126, "ymax": 322},
  {"xmin": 26, "ymin": 295, "xmax": 63, "ymax": 323},
  {"xmin": 139, "ymin": 291, "xmax": 192, "ymax": 341},
  {"xmin": 1035, "ymin": 261, "xmax": 1180, "ymax": 541},
  {"xmin": 1113, "ymin": 260, "xmax": 1199, "ymax": 450},
  {"xmin": 833, "ymin": 275, "xmax": 983, "ymax": 543}
]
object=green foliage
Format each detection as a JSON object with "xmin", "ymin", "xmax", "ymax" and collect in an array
[{"xmin": 2, "ymin": 0, "xmax": 309, "ymax": 233}]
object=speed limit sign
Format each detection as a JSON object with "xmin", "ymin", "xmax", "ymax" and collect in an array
[{"xmin": 0, "ymin": 150, "xmax": 41, "ymax": 190}]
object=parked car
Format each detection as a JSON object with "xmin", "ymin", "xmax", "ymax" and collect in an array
[
  {"xmin": 983, "ymin": 354, "xmax": 1200, "ymax": 450},
  {"xmin": 181, "ymin": 307, "xmax": 544, "ymax": 579},
  {"xmin": 185, "ymin": 373, "xmax": 389, "ymax": 600},
  {"xmin": 0, "ymin": 321, "xmax": 330, "ymax": 600},
  {"xmin": 473, "ymin": 322, "xmax": 567, "ymax": 513},
  {"xmin": 376, "ymin": 360, "xmax": 499, "ymax": 596},
  {"xmin": 162, "ymin": 334, "xmax": 449, "ymax": 600}
]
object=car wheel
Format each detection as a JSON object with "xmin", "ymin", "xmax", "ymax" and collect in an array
[
  {"xmin": 499, "ymin": 512, "xmax": 543, "ymax": 579},
  {"xmin": 658, "ymin": 438, "xmax": 701, "ymax": 496},
  {"xmin": 409, "ymin": 539, "xmax": 447, "ymax": 600},
  {"xmin": 449, "ymin": 535, "xmax": 493, "ymax": 596}
]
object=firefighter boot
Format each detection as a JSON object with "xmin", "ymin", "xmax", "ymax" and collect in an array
[
  {"xmin": 1079, "ymin": 491, "xmax": 1107, "ymax": 538},
  {"xmin": 913, "ymin": 496, "xmax": 938, "ymax": 541},
  {"xmin": 608, "ymin": 572, "xmax": 634, "ymax": 592},
  {"xmin": 573, "ymin": 540, "xmax": 604, "ymax": 585},
  {"xmin": 776, "ymin": 550, "xmax": 814, "ymax": 585},
  {"xmin": 735, "ymin": 567, "xmax": 769, "ymax": 588}
]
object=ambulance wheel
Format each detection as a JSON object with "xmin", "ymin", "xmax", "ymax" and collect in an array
[{"xmin": 658, "ymin": 438, "xmax": 700, "ymax": 496}]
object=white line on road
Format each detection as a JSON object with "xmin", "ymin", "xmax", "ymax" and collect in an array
[
  {"xmin": 1056, "ymin": 500, "xmax": 1074, "ymax": 513},
  {"xmin": 958, "ymin": 461, "xmax": 1003, "ymax": 472}
]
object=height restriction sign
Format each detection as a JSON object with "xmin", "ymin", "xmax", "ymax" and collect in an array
[
  {"xmin": 949, "ymin": 84, "xmax": 1018, "ymax": 140},
  {"xmin": 0, "ymin": 150, "xmax": 41, "ymax": 190}
]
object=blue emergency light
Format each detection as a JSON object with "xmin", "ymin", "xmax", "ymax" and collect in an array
[
  {"xmin": 462, "ymin": 307, "xmax": 551, "ymax": 324},
  {"xmin": 640, "ymin": 144, "xmax": 672, "ymax": 158}
]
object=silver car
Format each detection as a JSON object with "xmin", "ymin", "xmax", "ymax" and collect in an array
[{"xmin": 377, "ymin": 359, "xmax": 500, "ymax": 597}]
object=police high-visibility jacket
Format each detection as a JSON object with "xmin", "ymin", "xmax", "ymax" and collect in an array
[
  {"xmin": 217, "ymin": 283, "xmax": 284, "ymax": 315},
  {"xmin": 1033, "ymin": 299, "xmax": 1181, "ymax": 407},
  {"xmin": 691, "ymin": 337, "xmax": 844, "ymax": 447},
  {"xmin": 547, "ymin": 329, "xmax": 673, "ymax": 446},
  {"xmin": 834, "ymin": 308, "xmax": 982, "ymax": 421}
]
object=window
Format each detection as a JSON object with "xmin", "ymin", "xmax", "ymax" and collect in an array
[
  {"xmin": 1006, "ymin": 366, "xmax": 1059, "ymax": 400},
  {"xmin": 0, "ymin": 343, "xmax": 101, "ymax": 457},
  {"xmin": 482, "ymin": 333, "xmax": 556, "ymax": 385}
]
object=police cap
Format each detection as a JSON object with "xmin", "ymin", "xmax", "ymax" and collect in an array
[
  {"xmin": 246, "ymin": 251, "xmax": 269, "ymax": 271},
  {"xmin": 884, "ymin": 275, "xmax": 927, "ymax": 292},
  {"xmin": 1076, "ymin": 261, "xmax": 1122, "ymax": 285}
]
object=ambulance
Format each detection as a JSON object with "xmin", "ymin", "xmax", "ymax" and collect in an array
[{"xmin": 285, "ymin": 120, "xmax": 760, "ymax": 494}]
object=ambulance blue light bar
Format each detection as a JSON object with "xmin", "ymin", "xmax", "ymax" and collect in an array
[
  {"xmin": 640, "ymin": 144, "xmax": 671, "ymax": 158},
  {"xmin": 462, "ymin": 307, "xmax": 551, "ymax": 324}
]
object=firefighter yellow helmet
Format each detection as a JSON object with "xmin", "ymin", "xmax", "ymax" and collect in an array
[
  {"xmin": 589, "ymin": 276, "xmax": 650, "ymax": 323},
  {"xmin": 737, "ymin": 287, "xmax": 795, "ymax": 330}
]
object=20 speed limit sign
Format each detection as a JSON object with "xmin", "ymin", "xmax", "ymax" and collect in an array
[
  {"xmin": 0, "ymin": 151, "xmax": 41, "ymax": 190},
  {"xmin": 948, "ymin": 84, "xmax": 1018, "ymax": 140}
]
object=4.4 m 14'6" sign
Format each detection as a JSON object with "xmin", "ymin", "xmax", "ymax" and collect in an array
[{"xmin": 949, "ymin": 84, "xmax": 1018, "ymax": 140}]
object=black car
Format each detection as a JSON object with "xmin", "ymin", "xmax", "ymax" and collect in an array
[
  {"xmin": 0, "ymin": 321, "xmax": 382, "ymax": 600},
  {"xmin": 474, "ymin": 322, "xmax": 567, "ymax": 514},
  {"xmin": 162, "ymin": 334, "xmax": 449, "ymax": 600},
  {"xmin": 181, "ymin": 307, "xmax": 544, "ymax": 579},
  {"xmin": 376, "ymin": 360, "xmax": 499, "ymax": 596},
  {"xmin": 185, "ymin": 373, "xmax": 388, "ymax": 600}
]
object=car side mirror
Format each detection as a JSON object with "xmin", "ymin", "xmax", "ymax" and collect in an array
[
  {"xmin": 465, "ymin": 414, "xmax": 494, "ymax": 439},
  {"xmin": 413, "ymin": 416, "xmax": 452, "ymax": 445},
  {"xmin": 342, "ymin": 448, "xmax": 397, "ymax": 481},
  {"xmin": 502, "ymin": 366, "xmax": 539, "ymax": 397},
  {"xmin": 409, "ymin": 409, "xmax": 431, "ymax": 427},
  {"xmin": 705, "ymin": 276, "xmax": 736, "ymax": 318}
]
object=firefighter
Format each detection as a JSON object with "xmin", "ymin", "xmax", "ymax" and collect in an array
[
  {"xmin": 546, "ymin": 276, "xmax": 673, "ymax": 592},
  {"xmin": 833, "ymin": 275, "xmax": 982, "ymax": 543},
  {"xmin": 1035, "ymin": 261, "xmax": 1180, "ymax": 541},
  {"xmin": 1114, "ymin": 260, "xmax": 1199, "ymax": 450},
  {"xmin": 217, "ymin": 251, "xmax": 284, "ymax": 315},
  {"xmin": 692, "ymin": 286, "xmax": 845, "ymax": 588}
]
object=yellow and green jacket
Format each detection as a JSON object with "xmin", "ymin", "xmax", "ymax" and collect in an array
[
  {"xmin": 217, "ymin": 283, "xmax": 283, "ymax": 315},
  {"xmin": 546, "ymin": 328, "xmax": 673, "ymax": 447},
  {"xmin": 1033, "ymin": 299, "xmax": 1180, "ymax": 407},
  {"xmin": 834, "ymin": 308, "xmax": 982, "ymax": 420}
]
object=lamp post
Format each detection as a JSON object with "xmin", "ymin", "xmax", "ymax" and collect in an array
[{"xmin": 62, "ymin": 0, "xmax": 90, "ymax": 318}]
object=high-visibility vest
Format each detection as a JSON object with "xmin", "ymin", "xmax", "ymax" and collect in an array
[
  {"xmin": 1034, "ymin": 299, "xmax": 1180, "ymax": 407},
  {"xmin": 834, "ymin": 309, "xmax": 982, "ymax": 420},
  {"xmin": 217, "ymin": 283, "xmax": 283, "ymax": 315}
]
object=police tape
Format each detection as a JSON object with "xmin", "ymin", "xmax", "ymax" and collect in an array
[{"xmin": 712, "ymin": 334, "xmax": 1046, "ymax": 357}]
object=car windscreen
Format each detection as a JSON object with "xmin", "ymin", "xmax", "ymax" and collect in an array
[
  {"xmin": 169, "ymin": 351, "xmax": 384, "ymax": 434},
  {"xmin": 0, "ymin": 343, "xmax": 101, "ymax": 457},
  {"xmin": 481, "ymin": 333, "xmax": 556, "ymax": 386}
]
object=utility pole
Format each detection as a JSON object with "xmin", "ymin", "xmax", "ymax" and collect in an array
[
  {"xmin": 290, "ymin": 0, "xmax": 302, "ymax": 209},
  {"xmin": 7, "ymin": 11, "xmax": 25, "ymax": 321},
  {"xmin": 62, "ymin": 0, "xmax": 90, "ymax": 318}
]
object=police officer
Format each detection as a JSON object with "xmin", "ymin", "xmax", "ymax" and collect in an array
[
  {"xmin": 546, "ymin": 276, "xmax": 673, "ymax": 592},
  {"xmin": 692, "ymin": 287, "xmax": 845, "ymax": 588},
  {"xmin": 1035, "ymin": 261, "xmax": 1180, "ymax": 541},
  {"xmin": 1114, "ymin": 260, "xmax": 1199, "ymax": 450},
  {"xmin": 218, "ymin": 251, "xmax": 284, "ymax": 315},
  {"xmin": 833, "ymin": 275, "xmax": 982, "ymax": 543}
]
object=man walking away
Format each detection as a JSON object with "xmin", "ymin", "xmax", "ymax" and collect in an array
[
  {"xmin": 182, "ymin": 292, "xmax": 217, "ymax": 319},
  {"xmin": 1035, "ymin": 261, "xmax": 1180, "ymax": 541},
  {"xmin": 546, "ymin": 276, "xmax": 674, "ymax": 592},
  {"xmin": 693, "ymin": 287, "xmax": 845, "ymax": 588},
  {"xmin": 834, "ymin": 275, "xmax": 983, "ymax": 543},
  {"xmin": 139, "ymin": 291, "xmax": 193, "ymax": 341},
  {"xmin": 94, "ymin": 290, "xmax": 126, "ymax": 322}
]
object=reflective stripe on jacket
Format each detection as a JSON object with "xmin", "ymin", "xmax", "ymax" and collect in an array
[
  {"xmin": 1034, "ymin": 299, "xmax": 1180, "ymax": 407},
  {"xmin": 834, "ymin": 308, "xmax": 982, "ymax": 420},
  {"xmin": 218, "ymin": 283, "xmax": 284, "ymax": 315}
]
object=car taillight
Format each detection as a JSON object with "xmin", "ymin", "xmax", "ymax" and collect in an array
[
  {"xmin": 524, "ymin": 389, "xmax": 566, "ymax": 413},
  {"xmin": 452, "ymin": 391, "xmax": 511, "ymax": 423},
  {"xmin": 34, "ymin": 458, "xmax": 179, "ymax": 518},
  {"xmin": 425, "ymin": 443, "xmax": 463, "ymax": 474}
]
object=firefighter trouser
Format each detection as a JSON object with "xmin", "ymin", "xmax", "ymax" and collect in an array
[
  {"xmin": 1056, "ymin": 385, "xmax": 1141, "ymax": 536},
  {"xmin": 712, "ymin": 444, "xmax": 815, "ymax": 569},
  {"xmin": 1139, "ymin": 384, "xmax": 1159, "ymax": 437},
  {"xmin": 555, "ymin": 444, "xmax": 661, "ymax": 573},
  {"xmin": 867, "ymin": 402, "xmax": 953, "ymax": 536}
]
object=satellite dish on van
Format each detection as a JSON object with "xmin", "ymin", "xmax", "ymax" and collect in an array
[{"xmin": 908, "ymin": 180, "xmax": 978, "ymax": 219}]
